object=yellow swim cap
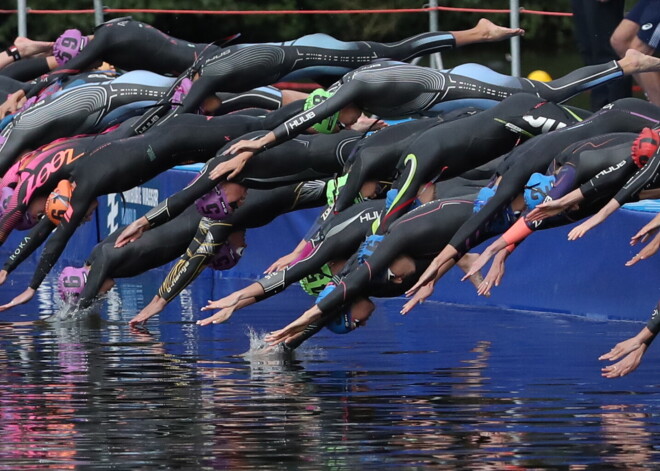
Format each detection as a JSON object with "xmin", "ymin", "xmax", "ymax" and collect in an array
[{"xmin": 527, "ymin": 70, "xmax": 552, "ymax": 82}]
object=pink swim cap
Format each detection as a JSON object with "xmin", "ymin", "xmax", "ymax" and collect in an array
[
  {"xmin": 57, "ymin": 266, "xmax": 90, "ymax": 301},
  {"xmin": 53, "ymin": 29, "xmax": 89, "ymax": 66}
]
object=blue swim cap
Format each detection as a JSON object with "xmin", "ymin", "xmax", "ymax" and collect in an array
[
  {"xmin": 473, "ymin": 185, "xmax": 497, "ymax": 213},
  {"xmin": 304, "ymin": 88, "xmax": 340, "ymax": 134},
  {"xmin": 524, "ymin": 173, "xmax": 555, "ymax": 210},
  {"xmin": 315, "ymin": 282, "xmax": 355, "ymax": 334}
]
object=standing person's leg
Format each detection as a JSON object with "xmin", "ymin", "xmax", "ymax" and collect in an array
[
  {"xmin": 611, "ymin": 0, "xmax": 660, "ymax": 105},
  {"xmin": 572, "ymin": 0, "xmax": 631, "ymax": 110}
]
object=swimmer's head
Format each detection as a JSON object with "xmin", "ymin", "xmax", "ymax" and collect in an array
[
  {"xmin": 299, "ymin": 263, "xmax": 334, "ymax": 296},
  {"xmin": 53, "ymin": 29, "xmax": 89, "ymax": 66},
  {"xmin": 208, "ymin": 229, "xmax": 247, "ymax": 271},
  {"xmin": 631, "ymin": 127, "xmax": 660, "ymax": 169},
  {"xmin": 523, "ymin": 173, "xmax": 555, "ymax": 210},
  {"xmin": 304, "ymin": 88, "xmax": 340, "ymax": 134},
  {"xmin": 1, "ymin": 186, "xmax": 40, "ymax": 230},
  {"xmin": 326, "ymin": 296, "xmax": 375, "ymax": 335},
  {"xmin": 45, "ymin": 180, "xmax": 74, "ymax": 225},
  {"xmin": 195, "ymin": 182, "xmax": 246, "ymax": 220},
  {"xmin": 171, "ymin": 78, "xmax": 193, "ymax": 106},
  {"xmin": 57, "ymin": 266, "xmax": 90, "ymax": 301}
]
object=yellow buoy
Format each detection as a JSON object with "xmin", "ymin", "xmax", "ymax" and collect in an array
[{"xmin": 527, "ymin": 70, "xmax": 552, "ymax": 82}]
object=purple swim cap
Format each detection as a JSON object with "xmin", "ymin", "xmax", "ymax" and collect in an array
[
  {"xmin": 53, "ymin": 29, "xmax": 89, "ymax": 66},
  {"xmin": 57, "ymin": 266, "xmax": 90, "ymax": 301},
  {"xmin": 195, "ymin": 184, "xmax": 234, "ymax": 220},
  {"xmin": 208, "ymin": 243, "xmax": 244, "ymax": 271},
  {"xmin": 171, "ymin": 78, "xmax": 193, "ymax": 106},
  {"xmin": 0, "ymin": 187, "xmax": 12, "ymax": 216}
]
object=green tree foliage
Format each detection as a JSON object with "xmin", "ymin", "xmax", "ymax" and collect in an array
[{"xmin": 0, "ymin": 1, "xmax": 575, "ymax": 46}]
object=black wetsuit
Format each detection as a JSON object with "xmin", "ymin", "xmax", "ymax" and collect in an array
[
  {"xmin": 446, "ymin": 98, "xmax": 660, "ymax": 257},
  {"xmin": 78, "ymin": 205, "xmax": 203, "ymax": 308},
  {"xmin": 23, "ymin": 17, "xmax": 208, "ymax": 99},
  {"xmin": 1, "ymin": 108, "xmax": 299, "ymax": 290},
  {"xmin": 370, "ymin": 94, "xmax": 592, "ymax": 234},
  {"xmin": 267, "ymin": 59, "xmax": 625, "ymax": 147},
  {"xmin": 142, "ymin": 129, "xmax": 363, "ymax": 228},
  {"xmin": 0, "ymin": 57, "xmax": 51, "ymax": 82},
  {"xmin": 131, "ymin": 30, "xmax": 462, "ymax": 133},
  {"xmin": 314, "ymin": 195, "xmax": 492, "ymax": 320},
  {"xmin": 0, "ymin": 70, "xmax": 176, "ymax": 176},
  {"xmin": 156, "ymin": 180, "xmax": 328, "ymax": 303}
]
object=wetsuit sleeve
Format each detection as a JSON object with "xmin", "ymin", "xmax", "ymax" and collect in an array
[
  {"xmin": 316, "ymin": 232, "xmax": 401, "ymax": 315},
  {"xmin": 2, "ymin": 217, "xmax": 55, "ymax": 274},
  {"xmin": 611, "ymin": 150, "xmax": 660, "ymax": 204},
  {"xmin": 0, "ymin": 57, "xmax": 51, "ymax": 82},
  {"xmin": 270, "ymin": 83, "xmax": 359, "ymax": 144},
  {"xmin": 28, "ymin": 193, "xmax": 95, "ymax": 290},
  {"xmin": 158, "ymin": 218, "xmax": 226, "ymax": 302},
  {"xmin": 646, "ymin": 301, "xmax": 660, "ymax": 335},
  {"xmin": 578, "ymin": 159, "xmax": 639, "ymax": 201}
]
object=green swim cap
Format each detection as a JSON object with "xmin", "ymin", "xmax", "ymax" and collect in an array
[
  {"xmin": 304, "ymin": 88, "xmax": 340, "ymax": 134},
  {"xmin": 299, "ymin": 263, "xmax": 334, "ymax": 296},
  {"xmin": 325, "ymin": 174, "xmax": 365, "ymax": 207}
]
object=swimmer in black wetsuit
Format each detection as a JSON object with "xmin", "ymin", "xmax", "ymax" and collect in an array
[
  {"xmin": 403, "ymin": 97, "xmax": 660, "ymax": 313},
  {"xmin": 128, "ymin": 180, "xmax": 331, "ymax": 325},
  {"xmin": 459, "ymin": 130, "xmax": 655, "ymax": 291},
  {"xmin": 529, "ymin": 127, "xmax": 660, "ymax": 240},
  {"xmin": 215, "ymin": 50, "xmax": 660, "ymax": 181},
  {"xmin": 0, "ymin": 69, "xmax": 177, "ymax": 177},
  {"xmin": 130, "ymin": 18, "xmax": 524, "ymax": 133},
  {"xmin": 0, "ymin": 107, "xmax": 300, "ymax": 310},
  {"xmin": 263, "ymin": 190, "xmax": 506, "ymax": 348},
  {"xmin": 0, "ymin": 36, "xmax": 56, "ymax": 81}
]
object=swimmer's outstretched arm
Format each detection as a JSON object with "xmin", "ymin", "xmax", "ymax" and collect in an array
[
  {"xmin": 450, "ymin": 18, "xmax": 524, "ymax": 47},
  {"xmin": 265, "ymin": 304, "xmax": 324, "ymax": 345},
  {"xmin": 626, "ymin": 212, "xmax": 660, "ymax": 266},
  {"xmin": 567, "ymin": 198, "xmax": 620, "ymax": 240},
  {"xmin": 197, "ymin": 297, "xmax": 255, "ymax": 326}
]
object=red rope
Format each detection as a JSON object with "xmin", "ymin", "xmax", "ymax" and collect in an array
[{"xmin": 0, "ymin": 7, "xmax": 572, "ymax": 16}]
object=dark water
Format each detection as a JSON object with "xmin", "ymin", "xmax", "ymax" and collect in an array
[{"xmin": 1, "ymin": 275, "xmax": 659, "ymax": 470}]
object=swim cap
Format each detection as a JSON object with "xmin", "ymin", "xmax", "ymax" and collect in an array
[
  {"xmin": 0, "ymin": 186, "xmax": 37, "ymax": 230},
  {"xmin": 299, "ymin": 263, "xmax": 333, "ymax": 296},
  {"xmin": 0, "ymin": 186, "xmax": 12, "ymax": 216},
  {"xmin": 208, "ymin": 243, "xmax": 244, "ymax": 271},
  {"xmin": 304, "ymin": 88, "xmax": 340, "ymax": 134},
  {"xmin": 57, "ymin": 266, "xmax": 89, "ymax": 301},
  {"xmin": 523, "ymin": 173, "xmax": 555, "ymax": 210},
  {"xmin": 473, "ymin": 186, "xmax": 497, "ymax": 213},
  {"xmin": 195, "ymin": 184, "xmax": 233, "ymax": 220},
  {"xmin": 45, "ymin": 180, "xmax": 74, "ymax": 225},
  {"xmin": 171, "ymin": 78, "xmax": 193, "ymax": 106},
  {"xmin": 53, "ymin": 29, "xmax": 89, "ymax": 66},
  {"xmin": 326, "ymin": 308, "xmax": 354, "ymax": 334},
  {"xmin": 631, "ymin": 127, "xmax": 660, "ymax": 169}
]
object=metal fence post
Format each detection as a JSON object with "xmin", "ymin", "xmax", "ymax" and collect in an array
[
  {"xmin": 93, "ymin": 0, "xmax": 105, "ymax": 25},
  {"xmin": 427, "ymin": 0, "xmax": 443, "ymax": 69},
  {"xmin": 510, "ymin": 0, "xmax": 521, "ymax": 76},
  {"xmin": 17, "ymin": 0, "xmax": 27, "ymax": 37}
]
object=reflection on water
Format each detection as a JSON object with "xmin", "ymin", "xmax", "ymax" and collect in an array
[{"xmin": 1, "ymin": 279, "xmax": 659, "ymax": 469}]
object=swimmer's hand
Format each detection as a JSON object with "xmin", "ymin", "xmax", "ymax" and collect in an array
[
  {"xmin": 128, "ymin": 295, "xmax": 166, "ymax": 325},
  {"xmin": 115, "ymin": 216, "xmax": 149, "ymax": 248},
  {"xmin": 0, "ymin": 270, "xmax": 8, "ymax": 285},
  {"xmin": 0, "ymin": 287, "xmax": 35, "ymax": 311},
  {"xmin": 599, "ymin": 328, "xmax": 653, "ymax": 378},
  {"xmin": 210, "ymin": 152, "xmax": 251, "ymax": 180},
  {"xmin": 265, "ymin": 306, "xmax": 321, "ymax": 345},
  {"xmin": 265, "ymin": 253, "xmax": 298, "ymax": 274},
  {"xmin": 350, "ymin": 115, "xmax": 388, "ymax": 133},
  {"xmin": 0, "ymin": 90, "xmax": 26, "ymax": 118},
  {"xmin": 400, "ymin": 281, "xmax": 434, "ymax": 315},
  {"xmin": 197, "ymin": 304, "xmax": 238, "ymax": 326},
  {"xmin": 626, "ymin": 234, "xmax": 660, "ymax": 266}
]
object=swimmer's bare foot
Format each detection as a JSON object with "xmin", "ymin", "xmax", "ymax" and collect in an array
[
  {"xmin": 456, "ymin": 253, "xmax": 487, "ymax": 294},
  {"xmin": 14, "ymin": 37, "xmax": 54, "ymax": 58},
  {"xmin": 619, "ymin": 49, "xmax": 660, "ymax": 74},
  {"xmin": 474, "ymin": 18, "xmax": 525, "ymax": 42}
]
